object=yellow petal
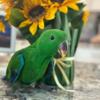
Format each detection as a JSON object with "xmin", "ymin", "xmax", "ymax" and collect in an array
[
  {"xmin": 45, "ymin": 7, "xmax": 57, "ymax": 20},
  {"xmin": 0, "ymin": 21, "xmax": 5, "ymax": 32},
  {"xmin": 68, "ymin": 3, "xmax": 79, "ymax": 11},
  {"xmin": 29, "ymin": 22, "xmax": 38, "ymax": 35},
  {"xmin": 59, "ymin": 6, "xmax": 68, "ymax": 14},
  {"xmin": 41, "ymin": 0, "xmax": 51, "ymax": 6},
  {"xmin": 82, "ymin": 10, "xmax": 89, "ymax": 24},
  {"xmin": 23, "ymin": 0, "xmax": 41, "ymax": 9},
  {"xmin": 39, "ymin": 18, "xmax": 44, "ymax": 29},
  {"xmin": 5, "ymin": 9, "xmax": 11, "ymax": 20},
  {"xmin": 32, "ymin": 0, "xmax": 41, "ymax": 5},
  {"xmin": 19, "ymin": 19, "xmax": 32, "ymax": 28}
]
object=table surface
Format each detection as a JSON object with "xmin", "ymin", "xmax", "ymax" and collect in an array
[{"xmin": 0, "ymin": 62, "xmax": 100, "ymax": 100}]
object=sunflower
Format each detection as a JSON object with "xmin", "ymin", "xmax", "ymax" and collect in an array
[
  {"xmin": 42, "ymin": 0, "xmax": 79, "ymax": 17},
  {"xmin": 82, "ymin": 10, "xmax": 89, "ymax": 24},
  {"xmin": 0, "ymin": 20, "xmax": 5, "ymax": 32},
  {"xmin": 1, "ymin": 0, "xmax": 15, "ymax": 20},
  {"xmin": 19, "ymin": 0, "xmax": 55, "ymax": 35}
]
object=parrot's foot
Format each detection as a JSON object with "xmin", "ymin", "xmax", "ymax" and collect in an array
[{"xmin": 35, "ymin": 83, "xmax": 57, "ymax": 92}]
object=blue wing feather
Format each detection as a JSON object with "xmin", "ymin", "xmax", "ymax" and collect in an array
[{"xmin": 10, "ymin": 54, "xmax": 24, "ymax": 83}]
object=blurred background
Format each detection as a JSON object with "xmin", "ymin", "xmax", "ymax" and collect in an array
[{"xmin": 75, "ymin": 0, "xmax": 100, "ymax": 64}]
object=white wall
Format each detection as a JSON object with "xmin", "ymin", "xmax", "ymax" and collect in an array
[{"xmin": 87, "ymin": 0, "xmax": 100, "ymax": 12}]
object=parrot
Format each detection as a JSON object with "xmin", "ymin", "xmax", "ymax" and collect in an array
[{"xmin": 5, "ymin": 29, "xmax": 67, "ymax": 85}]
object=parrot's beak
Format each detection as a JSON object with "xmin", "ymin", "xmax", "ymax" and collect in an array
[
  {"xmin": 59, "ymin": 31, "xmax": 68, "ymax": 52},
  {"xmin": 59, "ymin": 41, "xmax": 67, "ymax": 51}
]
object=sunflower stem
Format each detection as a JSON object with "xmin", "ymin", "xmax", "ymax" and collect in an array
[
  {"xmin": 60, "ymin": 13, "xmax": 71, "ymax": 56},
  {"xmin": 70, "ymin": 29, "xmax": 78, "ymax": 56},
  {"xmin": 51, "ymin": 12, "xmax": 62, "ymax": 29}
]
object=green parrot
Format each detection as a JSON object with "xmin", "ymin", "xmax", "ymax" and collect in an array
[{"xmin": 5, "ymin": 29, "xmax": 67, "ymax": 85}]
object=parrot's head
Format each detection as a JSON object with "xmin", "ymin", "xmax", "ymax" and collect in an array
[{"xmin": 37, "ymin": 29, "xmax": 67, "ymax": 56}]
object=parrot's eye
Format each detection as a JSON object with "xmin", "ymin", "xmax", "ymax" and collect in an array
[{"xmin": 50, "ymin": 35, "xmax": 55, "ymax": 40}]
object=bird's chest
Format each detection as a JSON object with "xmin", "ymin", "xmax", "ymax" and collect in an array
[{"xmin": 20, "ymin": 55, "xmax": 49, "ymax": 84}]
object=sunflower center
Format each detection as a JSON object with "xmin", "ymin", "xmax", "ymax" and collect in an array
[
  {"xmin": 29, "ymin": 6, "xmax": 45, "ymax": 18},
  {"xmin": 51, "ymin": 0, "xmax": 64, "ymax": 3}
]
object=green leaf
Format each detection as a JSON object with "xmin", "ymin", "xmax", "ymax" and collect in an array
[
  {"xmin": 61, "ymin": 13, "xmax": 71, "ymax": 41},
  {"xmin": 60, "ymin": 13, "xmax": 71, "ymax": 56},
  {"xmin": 10, "ymin": 8, "xmax": 25, "ymax": 27},
  {"xmin": 71, "ymin": 14, "xmax": 83, "ymax": 28},
  {"xmin": 67, "ymin": 3, "xmax": 85, "ymax": 22},
  {"xmin": 51, "ymin": 12, "xmax": 62, "ymax": 29},
  {"xmin": 70, "ymin": 29, "xmax": 78, "ymax": 56}
]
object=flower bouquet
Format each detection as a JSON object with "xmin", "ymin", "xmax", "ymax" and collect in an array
[{"xmin": 0, "ymin": 0, "xmax": 89, "ymax": 91}]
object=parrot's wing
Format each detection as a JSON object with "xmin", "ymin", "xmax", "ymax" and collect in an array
[{"xmin": 7, "ymin": 54, "xmax": 24, "ymax": 83}]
